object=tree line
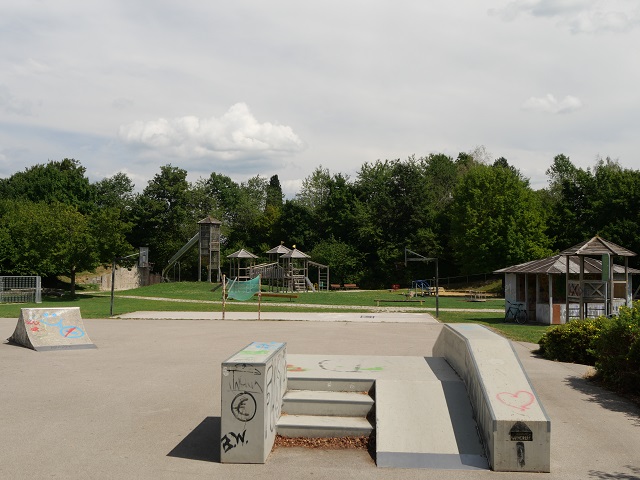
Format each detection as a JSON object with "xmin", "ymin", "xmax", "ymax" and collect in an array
[{"xmin": 1, "ymin": 153, "xmax": 639, "ymax": 293}]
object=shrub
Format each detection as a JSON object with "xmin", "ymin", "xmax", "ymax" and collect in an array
[
  {"xmin": 593, "ymin": 302, "xmax": 640, "ymax": 395},
  {"xmin": 537, "ymin": 317, "xmax": 606, "ymax": 365}
]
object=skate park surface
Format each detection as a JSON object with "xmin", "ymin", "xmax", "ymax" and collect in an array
[{"xmin": 1, "ymin": 311, "xmax": 639, "ymax": 480}]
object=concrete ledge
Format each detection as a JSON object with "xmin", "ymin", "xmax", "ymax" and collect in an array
[
  {"xmin": 433, "ymin": 324, "xmax": 551, "ymax": 472},
  {"xmin": 220, "ymin": 342, "xmax": 287, "ymax": 463}
]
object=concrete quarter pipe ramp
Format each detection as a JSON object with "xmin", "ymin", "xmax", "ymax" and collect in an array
[{"xmin": 8, "ymin": 307, "xmax": 97, "ymax": 351}]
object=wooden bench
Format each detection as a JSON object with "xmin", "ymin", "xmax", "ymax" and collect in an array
[
  {"xmin": 330, "ymin": 284, "xmax": 341, "ymax": 290},
  {"xmin": 374, "ymin": 298, "xmax": 424, "ymax": 307},
  {"xmin": 343, "ymin": 283, "xmax": 359, "ymax": 290},
  {"xmin": 256, "ymin": 292, "xmax": 298, "ymax": 302}
]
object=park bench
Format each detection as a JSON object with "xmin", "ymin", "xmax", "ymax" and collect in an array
[
  {"xmin": 374, "ymin": 298, "xmax": 424, "ymax": 307},
  {"xmin": 343, "ymin": 283, "xmax": 359, "ymax": 290},
  {"xmin": 255, "ymin": 292, "xmax": 298, "ymax": 302},
  {"xmin": 330, "ymin": 284, "xmax": 341, "ymax": 290}
]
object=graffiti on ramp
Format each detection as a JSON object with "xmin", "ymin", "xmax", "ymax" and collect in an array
[{"xmin": 7, "ymin": 307, "xmax": 97, "ymax": 351}]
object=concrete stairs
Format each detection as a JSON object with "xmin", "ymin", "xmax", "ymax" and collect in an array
[
  {"xmin": 277, "ymin": 354, "xmax": 489, "ymax": 470},
  {"xmin": 276, "ymin": 377, "xmax": 375, "ymax": 438}
]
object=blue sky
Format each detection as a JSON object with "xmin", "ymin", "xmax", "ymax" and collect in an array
[{"xmin": 1, "ymin": 0, "xmax": 639, "ymax": 196}]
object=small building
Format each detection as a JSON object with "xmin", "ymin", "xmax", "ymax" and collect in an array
[{"xmin": 494, "ymin": 236, "xmax": 638, "ymax": 324}]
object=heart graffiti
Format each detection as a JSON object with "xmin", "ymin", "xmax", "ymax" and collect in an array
[{"xmin": 496, "ymin": 390, "xmax": 535, "ymax": 412}]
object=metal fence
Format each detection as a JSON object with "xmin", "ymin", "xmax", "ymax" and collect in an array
[{"xmin": 0, "ymin": 276, "xmax": 42, "ymax": 304}]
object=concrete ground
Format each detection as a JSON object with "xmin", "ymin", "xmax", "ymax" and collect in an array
[{"xmin": 1, "ymin": 312, "xmax": 639, "ymax": 480}]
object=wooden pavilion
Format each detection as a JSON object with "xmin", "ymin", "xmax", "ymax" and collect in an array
[
  {"xmin": 495, "ymin": 236, "xmax": 638, "ymax": 324},
  {"xmin": 227, "ymin": 249, "xmax": 259, "ymax": 280}
]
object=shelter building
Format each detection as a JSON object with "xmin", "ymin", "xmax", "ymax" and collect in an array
[{"xmin": 495, "ymin": 236, "xmax": 638, "ymax": 324}]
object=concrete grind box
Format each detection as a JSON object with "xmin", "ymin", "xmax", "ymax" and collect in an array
[{"xmin": 220, "ymin": 342, "xmax": 287, "ymax": 463}]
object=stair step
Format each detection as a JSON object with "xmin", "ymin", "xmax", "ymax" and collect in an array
[
  {"xmin": 283, "ymin": 390, "xmax": 374, "ymax": 416},
  {"xmin": 277, "ymin": 415, "xmax": 374, "ymax": 438},
  {"xmin": 287, "ymin": 377, "xmax": 375, "ymax": 393}
]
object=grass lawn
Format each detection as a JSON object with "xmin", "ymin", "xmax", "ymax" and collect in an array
[{"xmin": 0, "ymin": 282, "xmax": 550, "ymax": 344}]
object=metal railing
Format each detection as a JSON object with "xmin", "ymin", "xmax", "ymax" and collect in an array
[{"xmin": 0, "ymin": 276, "xmax": 42, "ymax": 303}]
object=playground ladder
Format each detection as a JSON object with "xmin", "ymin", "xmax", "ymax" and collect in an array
[{"xmin": 293, "ymin": 276, "xmax": 307, "ymax": 292}]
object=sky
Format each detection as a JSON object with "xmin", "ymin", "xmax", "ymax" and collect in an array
[{"xmin": 1, "ymin": 0, "xmax": 639, "ymax": 197}]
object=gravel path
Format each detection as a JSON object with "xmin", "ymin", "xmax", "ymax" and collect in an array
[{"xmin": 103, "ymin": 294, "xmax": 503, "ymax": 313}]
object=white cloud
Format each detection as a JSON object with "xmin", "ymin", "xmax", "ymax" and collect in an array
[
  {"xmin": 489, "ymin": 0, "xmax": 640, "ymax": 33},
  {"xmin": 0, "ymin": 84, "xmax": 35, "ymax": 116},
  {"xmin": 522, "ymin": 94, "xmax": 583, "ymax": 114},
  {"xmin": 112, "ymin": 98, "xmax": 134, "ymax": 110},
  {"xmin": 489, "ymin": 0, "xmax": 589, "ymax": 21},
  {"xmin": 118, "ymin": 103, "xmax": 305, "ymax": 161},
  {"xmin": 567, "ymin": 8, "xmax": 640, "ymax": 33}
]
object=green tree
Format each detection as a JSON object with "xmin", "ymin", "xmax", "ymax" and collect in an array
[
  {"xmin": 310, "ymin": 237, "xmax": 365, "ymax": 285},
  {"xmin": 295, "ymin": 166, "xmax": 331, "ymax": 211},
  {"xmin": 0, "ymin": 158, "xmax": 95, "ymax": 213},
  {"xmin": 0, "ymin": 200, "xmax": 60, "ymax": 276},
  {"xmin": 130, "ymin": 165, "xmax": 197, "ymax": 276},
  {"xmin": 93, "ymin": 172, "xmax": 136, "ymax": 210},
  {"xmin": 51, "ymin": 203, "xmax": 99, "ymax": 296},
  {"xmin": 449, "ymin": 162, "xmax": 551, "ymax": 274},
  {"xmin": 0, "ymin": 200, "xmax": 131, "ymax": 295},
  {"xmin": 274, "ymin": 200, "xmax": 317, "ymax": 251},
  {"xmin": 544, "ymin": 155, "xmax": 640, "ymax": 260},
  {"xmin": 228, "ymin": 176, "xmax": 268, "ymax": 251},
  {"xmin": 353, "ymin": 155, "xmax": 459, "ymax": 287},
  {"xmin": 266, "ymin": 175, "xmax": 284, "ymax": 210}
]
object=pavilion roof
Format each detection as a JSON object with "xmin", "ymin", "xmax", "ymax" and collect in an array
[
  {"xmin": 227, "ymin": 248, "xmax": 258, "ymax": 259},
  {"xmin": 280, "ymin": 248, "xmax": 310, "ymax": 259},
  {"xmin": 560, "ymin": 236, "xmax": 636, "ymax": 257},
  {"xmin": 494, "ymin": 254, "xmax": 640, "ymax": 275},
  {"xmin": 266, "ymin": 245, "xmax": 292, "ymax": 255}
]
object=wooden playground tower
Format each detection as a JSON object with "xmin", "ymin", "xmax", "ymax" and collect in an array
[{"xmin": 198, "ymin": 216, "xmax": 222, "ymax": 282}]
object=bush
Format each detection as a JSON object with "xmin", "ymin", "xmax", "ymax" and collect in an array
[
  {"xmin": 593, "ymin": 302, "xmax": 640, "ymax": 395},
  {"xmin": 537, "ymin": 317, "xmax": 606, "ymax": 365}
]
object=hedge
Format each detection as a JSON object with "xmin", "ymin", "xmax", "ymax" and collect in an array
[{"xmin": 537, "ymin": 302, "xmax": 640, "ymax": 396}]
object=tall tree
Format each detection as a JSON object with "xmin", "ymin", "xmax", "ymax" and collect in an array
[
  {"xmin": 265, "ymin": 175, "xmax": 284, "ymax": 210},
  {"xmin": 93, "ymin": 172, "xmax": 136, "ymax": 210},
  {"xmin": 353, "ymin": 156, "xmax": 457, "ymax": 286},
  {"xmin": 130, "ymin": 165, "xmax": 196, "ymax": 275},
  {"xmin": 295, "ymin": 166, "xmax": 331, "ymax": 211},
  {"xmin": 449, "ymin": 163, "xmax": 551, "ymax": 274},
  {"xmin": 0, "ymin": 158, "xmax": 95, "ymax": 213},
  {"xmin": 545, "ymin": 155, "xmax": 640, "ymax": 262},
  {"xmin": 0, "ymin": 200, "xmax": 131, "ymax": 294}
]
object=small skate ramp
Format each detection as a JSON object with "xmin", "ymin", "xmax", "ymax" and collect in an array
[{"xmin": 8, "ymin": 307, "xmax": 96, "ymax": 351}]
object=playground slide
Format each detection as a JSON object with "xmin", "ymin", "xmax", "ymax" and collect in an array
[
  {"xmin": 305, "ymin": 276, "xmax": 316, "ymax": 292},
  {"xmin": 162, "ymin": 233, "xmax": 199, "ymax": 279}
]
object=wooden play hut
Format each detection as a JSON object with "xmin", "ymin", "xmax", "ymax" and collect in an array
[
  {"xmin": 248, "ymin": 244, "xmax": 329, "ymax": 292},
  {"xmin": 227, "ymin": 249, "xmax": 259, "ymax": 280},
  {"xmin": 281, "ymin": 248, "xmax": 312, "ymax": 292},
  {"xmin": 495, "ymin": 236, "xmax": 638, "ymax": 324}
]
